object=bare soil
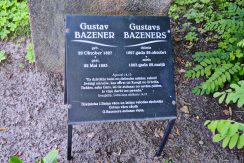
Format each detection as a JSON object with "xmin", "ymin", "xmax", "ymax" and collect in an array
[{"xmin": 0, "ymin": 38, "xmax": 243, "ymax": 162}]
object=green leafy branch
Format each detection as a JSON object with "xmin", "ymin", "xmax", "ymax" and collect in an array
[
  {"xmin": 192, "ymin": 50, "xmax": 230, "ymax": 62},
  {"xmin": 192, "ymin": 63, "xmax": 242, "ymax": 95},
  {"xmin": 9, "ymin": 149, "xmax": 58, "ymax": 163},
  {"xmin": 205, "ymin": 19, "xmax": 243, "ymax": 35},
  {"xmin": 237, "ymin": 39, "xmax": 244, "ymax": 47},
  {"xmin": 185, "ymin": 57, "xmax": 228, "ymax": 78},
  {"xmin": 214, "ymin": 80, "xmax": 244, "ymax": 108},
  {"xmin": 205, "ymin": 120, "xmax": 244, "ymax": 149}
]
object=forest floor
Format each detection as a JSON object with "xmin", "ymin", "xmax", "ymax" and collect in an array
[{"xmin": 0, "ymin": 36, "xmax": 243, "ymax": 162}]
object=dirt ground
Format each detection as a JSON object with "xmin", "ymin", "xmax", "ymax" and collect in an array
[{"xmin": 0, "ymin": 38, "xmax": 243, "ymax": 163}]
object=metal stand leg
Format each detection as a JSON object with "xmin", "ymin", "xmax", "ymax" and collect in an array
[
  {"xmin": 67, "ymin": 125, "xmax": 73, "ymax": 160},
  {"xmin": 155, "ymin": 119, "xmax": 176, "ymax": 157}
]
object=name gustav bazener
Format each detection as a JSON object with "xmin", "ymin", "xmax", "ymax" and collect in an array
[{"xmin": 74, "ymin": 23, "xmax": 167, "ymax": 39}]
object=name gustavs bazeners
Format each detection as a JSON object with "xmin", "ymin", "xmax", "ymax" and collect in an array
[{"xmin": 74, "ymin": 23, "xmax": 167, "ymax": 39}]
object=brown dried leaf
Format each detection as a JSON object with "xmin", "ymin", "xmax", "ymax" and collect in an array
[
  {"xmin": 223, "ymin": 110, "xmax": 229, "ymax": 116},
  {"xmin": 175, "ymin": 128, "xmax": 180, "ymax": 136},
  {"xmin": 169, "ymin": 134, "xmax": 174, "ymax": 139},
  {"xmin": 174, "ymin": 36, "xmax": 182, "ymax": 42},
  {"xmin": 180, "ymin": 106, "xmax": 189, "ymax": 114},
  {"xmin": 0, "ymin": 128, "xmax": 6, "ymax": 131},
  {"xmin": 154, "ymin": 128, "xmax": 163, "ymax": 138}
]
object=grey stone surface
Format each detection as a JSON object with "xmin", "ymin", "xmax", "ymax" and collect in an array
[{"xmin": 28, "ymin": 0, "xmax": 172, "ymax": 72}]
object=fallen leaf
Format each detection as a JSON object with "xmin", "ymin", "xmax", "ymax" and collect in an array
[
  {"xmin": 199, "ymin": 140, "xmax": 204, "ymax": 145},
  {"xmin": 0, "ymin": 128, "xmax": 6, "ymax": 131},
  {"xmin": 229, "ymin": 107, "xmax": 232, "ymax": 116},
  {"xmin": 176, "ymin": 56, "xmax": 185, "ymax": 64},
  {"xmin": 223, "ymin": 110, "xmax": 229, "ymax": 116},
  {"xmin": 87, "ymin": 132, "xmax": 95, "ymax": 138},
  {"xmin": 14, "ymin": 151, "xmax": 22, "ymax": 157},
  {"xmin": 180, "ymin": 106, "xmax": 189, "ymax": 114},
  {"xmin": 179, "ymin": 69, "xmax": 186, "ymax": 73},
  {"xmin": 117, "ymin": 148, "xmax": 122, "ymax": 155},
  {"xmin": 169, "ymin": 134, "xmax": 174, "ymax": 139},
  {"xmin": 174, "ymin": 36, "xmax": 182, "ymax": 42},
  {"xmin": 154, "ymin": 128, "xmax": 163, "ymax": 138},
  {"xmin": 175, "ymin": 128, "xmax": 180, "ymax": 136},
  {"xmin": 178, "ymin": 98, "xmax": 191, "ymax": 107}
]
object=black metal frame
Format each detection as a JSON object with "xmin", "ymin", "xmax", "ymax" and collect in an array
[
  {"xmin": 155, "ymin": 119, "xmax": 176, "ymax": 157},
  {"xmin": 67, "ymin": 119, "xmax": 175, "ymax": 160},
  {"xmin": 67, "ymin": 125, "xmax": 73, "ymax": 160}
]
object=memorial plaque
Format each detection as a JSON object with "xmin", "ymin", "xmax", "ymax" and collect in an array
[{"xmin": 65, "ymin": 15, "xmax": 176, "ymax": 124}]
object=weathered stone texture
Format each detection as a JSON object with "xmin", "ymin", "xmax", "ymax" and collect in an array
[{"xmin": 28, "ymin": 0, "xmax": 172, "ymax": 72}]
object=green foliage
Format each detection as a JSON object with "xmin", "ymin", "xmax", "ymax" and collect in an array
[
  {"xmin": 9, "ymin": 149, "xmax": 58, "ymax": 163},
  {"xmin": 205, "ymin": 120, "xmax": 244, "ymax": 149},
  {"xmin": 170, "ymin": 0, "xmax": 244, "ymax": 150},
  {"xmin": 230, "ymin": 49, "xmax": 243, "ymax": 60},
  {"xmin": 190, "ymin": 62, "xmax": 242, "ymax": 95},
  {"xmin": 169, "ymin": 4, "xmax": 179, "ymax": 20},
  {"xmin": 42, "ymin": 150, "xmax": 58, "ymax": 163},
  {"xmin": 237, "ymin": 39, "xmax": 244, "ymax": 47},
  {"xmin": 9, "ymin": 156, "xmax": 23, "ymax": 163},
  {"xmin": 185, "ymin": 55, "xmax": 229, "ymax": 79},
  {"xmin": 0, "ymin": 0, "xmax": 30, "ymax": 40},
  {"xmin": 25, "ymin": 43, "xmax": 35, "ymax": 64},
  {"xmin": 214, "ymin": 80, "xmax": 244, "ymax": 107},
  {"xmin": 0, "ymin": 51, "xmax": 7, "ymax": 62},
  {"xmin": 185, "ymin": 32, "xmax": 198, "ymax": 42},
  {"xmin": 165, "ymin": 159, "xmax": 173, "ymax": 163},
  {"xmin": 169, "ymin": 0, "xmax": 244, "ymax": 106},
  {"xmin": 184, "ymin": 8, "xmax": 204, "ymax": 23},
  {"xmin": 205, "ymin": 19, "xmax": 243, "ymax": 35},
  {"xmin": 192, "ymin": 50, "xmax": 230, "ymax": 62}
]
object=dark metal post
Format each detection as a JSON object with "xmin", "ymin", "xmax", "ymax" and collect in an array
[
  {"xmin": 155, "ymin": 119, "xmax": 176, "ymax": 157},
  {"xmin": 67, "ymin": 125, "xmax": 73, "ymax": 160}
]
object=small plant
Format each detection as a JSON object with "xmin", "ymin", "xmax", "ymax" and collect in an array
[
  {"xmin": 0, "ymin": 51, "xmax": 7, "ymax": 62},
  {"xmin": 165, "ymin": 159, "xmax": 173, "ymax": 163},
  {"xmin": 185, "ymin": 61, "xmax": 192, "ymax": 68},
  {"xmin": 185, "ymin": 32, "xmax": 198, "ymax": 42},
  {"xmin": 168, "ymin": 4, "xmax": 179, "ymax": 20},
  {"xmin": 214, "ymin": 80, "xmax": 244, "ymax": 108},
  {"xmin": 9, "ymin": 149, "xmax": 58, "ymax": 163},
  {"xmin": 205, "ymin": 120, "xmax": 244, "ymax": 149},
  {"xmin": 25, "ymin": 43, "xmax": 35, "ymax": 64},
  {"xmin": 0, "ymin": 0, "xmax": 30, "ymax": 40}
]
